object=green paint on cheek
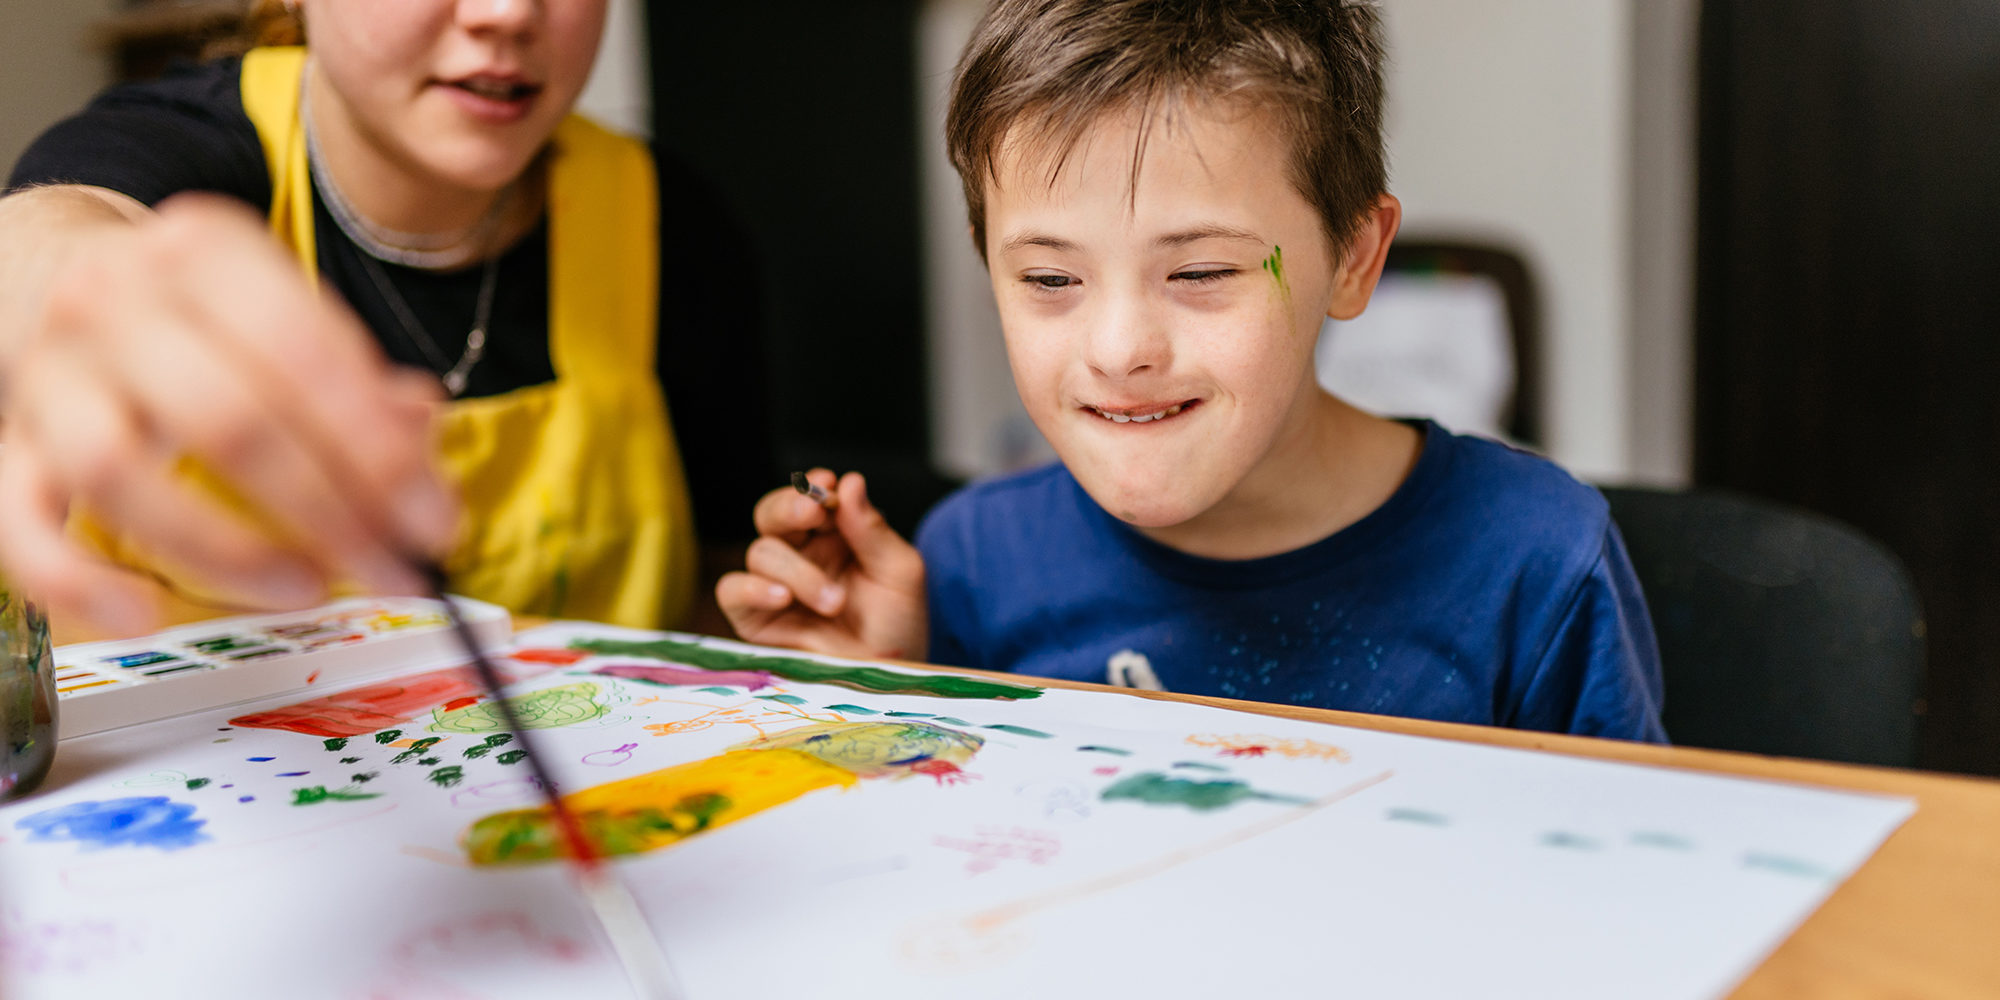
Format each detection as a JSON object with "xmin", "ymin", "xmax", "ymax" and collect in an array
[{"xmin": 1261, "ymin": 245, "xmax": 1288, "ymax": 297}]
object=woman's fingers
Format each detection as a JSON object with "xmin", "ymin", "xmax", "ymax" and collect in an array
[{"xmin": 0, "ymin": 432, "xmax": 157, "ymax": 635}]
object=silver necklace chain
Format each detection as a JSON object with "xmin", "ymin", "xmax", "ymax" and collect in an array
[{"xmin": 303, "ymin": 82, "xmax": 502, "ymax": 398}]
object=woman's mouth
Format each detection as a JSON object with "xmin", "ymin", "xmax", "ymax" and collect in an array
[
  {"xmin": 438, "ymin": 74, "xmax": 543, "ymax": 123},
  {"xmin": 1082, "ymin": 400, "xmax": 1199, "ymax": 424}
]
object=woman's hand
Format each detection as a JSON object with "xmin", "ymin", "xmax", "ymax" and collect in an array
[
  {"xmin": 0, "ymin": 190, "xmax": 459, "ymax": 635},
  {"xmin": 715, "ymin": 468, "xmax": 928, "ymax": 660}
]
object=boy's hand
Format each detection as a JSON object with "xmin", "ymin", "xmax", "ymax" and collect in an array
[{"xmin": 716, "ymin": 469, "xmax": 927, "ymax": 661}]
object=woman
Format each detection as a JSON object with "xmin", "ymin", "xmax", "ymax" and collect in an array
[{"xmin": 0, "ymin": 0, "xmax": 770, "ymax": 635}]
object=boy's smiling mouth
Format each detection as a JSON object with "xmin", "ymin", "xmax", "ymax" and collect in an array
[{"xmin": 1082, "ymin": 399, "xmax": 1201, "ymax": 424}]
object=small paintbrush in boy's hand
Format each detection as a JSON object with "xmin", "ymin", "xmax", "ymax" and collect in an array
[{"xmin": 419, "ymin": 564, "xmax": 684, "ymax": 1000}]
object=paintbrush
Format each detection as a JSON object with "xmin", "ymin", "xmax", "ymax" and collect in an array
[{"xmin": 418, "ymin": 564, "xmax": 685, "ymax": 1000}]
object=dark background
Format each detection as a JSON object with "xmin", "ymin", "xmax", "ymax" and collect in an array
[{"xmin": 1697, "ymin": 0, "xmax": 2000, "ymax": 775}]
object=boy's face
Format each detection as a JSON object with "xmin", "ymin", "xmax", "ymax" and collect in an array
[{"xmin": 983, "ymin": 100, "xmax": 1389, "ymax": 532}]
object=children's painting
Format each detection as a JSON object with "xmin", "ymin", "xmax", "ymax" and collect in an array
[{"xmin": 0, "ymin": 623, "xmax": 1912, "ymax": 999}]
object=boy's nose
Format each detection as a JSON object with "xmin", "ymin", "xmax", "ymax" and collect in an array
[
  {"xmin": 1083, "ymin": 303, "xmax": 1172, "ymax": 379},
  {"xmin": 458, "ymin": 0, "xmax": 542, "ymax": 35}
]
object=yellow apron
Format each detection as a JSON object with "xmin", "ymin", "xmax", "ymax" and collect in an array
[{"xmin": 221, "ymin": 47, "xmax": 698, "ymax": 627}]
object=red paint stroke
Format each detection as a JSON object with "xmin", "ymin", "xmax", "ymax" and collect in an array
[
  {"xmin": 228, "ymin": 667, "xmax": 485, "ymax": 737},
  {"xmin": 593, "ymin": 662, "xmax": 774, "ymax": 691},
  {"xmin": 510, "ymin": 647, "xmax": 589, "ymax": 665},
  {"xmin": 1221, "ymin": 745, "xmax": 1270, "ymax": 758},
  {"xmin": 911, "ymin": 758, "xmax": 978, "ymax": 787},
  {"xmin": 441, "ymin": 696, "xmax": 481, "ymax": 712},
  {"xmin": 305, "ymin": 670, "xmax": 321, "ymax": 685}
]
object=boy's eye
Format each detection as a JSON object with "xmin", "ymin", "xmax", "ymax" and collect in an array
[
  {"xmin": 1024, "ymin": 274, "xmax": 1077, "ymax": 290},
  {"xmin": 1171, "ymin": 268, "xmax": 1237, "ymax": 284}
]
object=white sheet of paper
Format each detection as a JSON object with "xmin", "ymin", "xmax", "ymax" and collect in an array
[{"xmin": 1, "ymin": 623, "xmax": 1913, "ymax": 999}]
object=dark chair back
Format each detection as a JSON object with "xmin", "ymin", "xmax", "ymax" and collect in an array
[{"xmin": 1599, "ymin": 486, "xmax": 1926, "ymax": 767}]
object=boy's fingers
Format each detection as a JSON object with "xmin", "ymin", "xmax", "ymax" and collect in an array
[
  {"xmin": 716, "ymin": 570, "xmax": 793, "ymax": 615},
  {"xmin": 834, "ymin": 473, "xmax": 924, "ymax": 587},
  {"xmin": 752, "ymin": 482, "xmax": 829, "ymax": 539},
  {"xmin": 0, "ymin": 436, "xmax": 157, "ymax": 636},
  {"xmin": 744, "ymin": 537, "xmax": 846, "ymax": 617}
]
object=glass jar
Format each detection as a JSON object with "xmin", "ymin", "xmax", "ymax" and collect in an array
[{"xmin": 0, "ymin": 590, "xmax": 56, "ymax": 802}]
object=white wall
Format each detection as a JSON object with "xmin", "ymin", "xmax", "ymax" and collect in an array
[
  {"xmin": 576, "ymin": 0, "xmax": 652, "ymax": 139},
  {"xmin": 0, "ymin": 0, "xmax": 119, "ymax": 178}
]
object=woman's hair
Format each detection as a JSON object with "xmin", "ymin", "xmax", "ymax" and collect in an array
[
  {"xmin": 946, "ymin": 0, "xmax": 1386, "ymax": 262},
  {"xmin": 205, "ymin": 0, "xmax": 305, "ymax": 59}
]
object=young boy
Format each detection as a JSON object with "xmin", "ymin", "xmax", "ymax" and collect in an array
[{"xmin": 719, "ymin": 0, "xmax": 1665, "ymax": 741}]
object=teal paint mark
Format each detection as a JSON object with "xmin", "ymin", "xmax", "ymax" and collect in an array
[
  {"xmin": 1541, "ymin": 831, "xmax": 1601, "ymax": 851},
  {"xmin": 184, "ymin": 778, "xmax": 211, "ymax": 791},
  {"xmin": 569, "ymin": 638, "xmax": 1043, "ymax": 701},
  {"xmin": 339, "ymin": 756, "xmax": 361, "ymax": 764},
  {"xmin": 1632, "ymin": 831, "xmax": 1695, "ymax": 851},
  {"xmin": 755, "ymin": 694, "xmax": 808, "ymax": 705},
  {"xmin": 1386, "ymin": 808, "xmax": 1449, "ymax": 826},
  {"xmin": 351, "ymin": 772, "xmax": 378, "ymax": 784},
  {"xmin": 930, "ymin": 717, "xmax": 970, "ymax": 726},
  {"xmin": 1078, "ymin": 745, "xmax": 1133, "ymax": 757},
  {"xmin": 463, "ymin": 734, "xmax": 514, "ymax": 760},
  {"xmin": 983, "ymin": 724, "xmax": 1053, "ymax": 739},
  {"xmin": 417, "ymin": 757, "xmax": 440, "ymax": 766},
  {"xmin": 695, "ymin": 686, "xmax": 741, "ymax": 696},
  {"xmin": 1744, "ymin": 852, "xmax": 1835, "ymax": 880},
  {"xmin": 322, "ymin": 738, "xmax": 348, "ymax": 752},
  {"xmin": 884, "ymin": 711, "xmax": 933, "ymax": 718},
  {"xmin": 428, "ymin": 765, "xmax": 465, "ymax": 789},
  {"xmin": 390, "ymin": 737, "xmax": 442, "ymax": 765},
  {"xmin": 496, "ymin": 749, "xmax": 527, "ymax": 766},
  {"xmin": 290, "ymin": 786, "xmax": 382, "ymax": 806},
  {"xmin": 824, "ymin": 704, "xmax": 878, "ymax": 714},
  {"xmin": 1171, "ymin": 761, "xmax": 1228, "ymax": 773},
  {"xmin": 1261, "ymin": 245, "xmax": 1289, "ymax": 297},
  {"xmin": 374, "ymin": 729, "xmax": 403, "ymax": 745},
  {"xmin": 1100, "ymin": 772, "xmax": 1311, "ymax": 812}
]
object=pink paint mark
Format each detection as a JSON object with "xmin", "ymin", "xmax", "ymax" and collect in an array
[
  {"xmin": 581, "ymin": 743, "xmax": 639, "ymax": 767},
  {"xmin": 1092, "ymin": 766, "xmax": 1119, "ymax": 776},
  {"xmin": 366, "ymin": 911, "xmax": 591, "ymax": 1000},
  {"xmin": 592, "ymin": 662, "xmax": 774, "ymax": 691},
  {"xmin": 910, "ymin": 759, "xmax": 978, "ymax": 787},
  {"xmin": 932, "ymin": 827, "xmax": 1061, "ymax": 874},
  {"xmin": 510, "ymin": 647, "xmax": 589, "ymax": 665},
  {"xmin": 1222, "ymin": 745, "xmax": 1270, "ymax": 758}
]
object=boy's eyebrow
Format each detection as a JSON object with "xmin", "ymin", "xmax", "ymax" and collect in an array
[
  {"xmin": 1154, "ymin": 224, "xmax": 1265, "ymax": 248},
  {"xmin": 997, "ymin": 231, "xmax": 1080, "ymax": 255}
]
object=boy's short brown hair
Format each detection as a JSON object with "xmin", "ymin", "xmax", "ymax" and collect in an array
[{"xmin": 946, "ymin": 0, "xmax": 1386, "ymax": 262}]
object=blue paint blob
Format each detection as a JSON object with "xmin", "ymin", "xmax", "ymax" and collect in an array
[
  {"xmin": 275, "ymin": 771, "xmax": 309, "ymax": 777},
  {"xmin": 247, "ymin": 756, "xmax": 276, "ymax": 762},
  {"xmin": 14, "ymin": 797, "xmax": 211, "ymax": 851},
  {"xmin": 238, "ymin": 795, "xmax": 255, "ymax": 803}
]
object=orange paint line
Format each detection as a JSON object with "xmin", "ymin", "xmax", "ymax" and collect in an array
[
  {"xmin": 58, "ymin": 679, "xmax": 119, "ymax": 693},
  {"xmin": 962, "ymin": 769, "xmax": 1395, "ymax": 933}
]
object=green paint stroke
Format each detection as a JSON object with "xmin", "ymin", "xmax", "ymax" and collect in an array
[
  {"xmin": 466, "ymin": 792, "xmax": 733, "ymax": 866},
  {"xmin": 983, "ymin": 724, "xmax": 1053, "ymax": 739},
  {"xmin": 1261, "ymin": 245, "xmax": 1288, "ymax": 297},
  {"xmin": 351, "ymin": 772, "xmax": 378, "ymax": 784},
  {"xmin": 291, "ymin": 785, "xmax": 382, "ymax": 806},
  {"xmin": 185, "ymin": 778, "xmax": 211, "ymax": 791},
  {"xmin": 755, "ymin": 694, "xmax": 807, "ymax": 705},
  {"xmin": 569, "ymin": 638, "xmax": 1043, "ymax": 701},
  {"xmin": 429, "ymin": 682, "xmax": 607, "ymax": 735},
  {"xmin": 1744, "ymin": 852, "xmax": 1835, "ymax": 880},
  {"xmin": 1172, "ymin": 761, "xmax": 1229, "ymax": 773},
  {"xmin": 463, "ymin": 734, "xmax": 515, "ymax": 760},
  {"xmin": 417, "ymin": 757, "xmax": 441, "ymax": 766},
  {"xmin": 323, "ymin": 737, "xmax": 349, "ymax": 752},
  {"xmin": 374, "ymin": 729, "xmax": 403, "ymax": 745},
  {"xmin": 823, "ymin": 704, "xmax": 878, "ymax": 714},
  {"xmin": 1078, "ymin": 745, "xmax": 1133, "ymax": 756},
  {"xmin": 1100, "ymin": 772, "xmax": 1311, "ymax": 813},
  {"xmin": 390, "ymin": 737, "xmax": 443, "ymax": 765},
  {"xmin": 884, "ymin": 711, "xmax": 933, "ymax": 718},
  {"xmin": 496, "ymin": 749, "xmax": 528, "ymax": 766},
  {"xmin": 428, "ymin": 765, "xmax": 465, "ymax": 788},
  {"xmin": 339, "ymin": 756, "xmax": 361, "ymax": 764},
  {"xmin": 1632, "ymin": 831, "xmax": 1695, "ymax": 851},
  {"xmin": 1385, "ymin": 808, "xmax": 1449, "ymax": 826},
  {"xmin": 695, "ymin": 686, "xmax": 740, "ymax": 696},
  {"xmin": 930, "ymin": 717, "xmax": 970, "ymax": 726},
  {"xmin": 1541, "ymin": 831, "xmax": 1601, "ymax": 851}
]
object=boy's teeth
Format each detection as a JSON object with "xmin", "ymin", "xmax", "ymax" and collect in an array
[{"xmin": 1092, "ymin": 403, "xmax": 1185, "ymax": 423}]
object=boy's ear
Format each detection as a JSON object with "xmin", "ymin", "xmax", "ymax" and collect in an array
[{"xmin": 1325, "ymin": 194, "xmax": 1402, "ymax": 321}]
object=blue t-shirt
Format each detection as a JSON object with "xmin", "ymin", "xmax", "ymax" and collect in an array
[{"xmin": 915, "ymin": 421, "xmax": 1667, "ymax": 742}]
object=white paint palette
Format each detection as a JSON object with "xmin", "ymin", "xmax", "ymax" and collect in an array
[{"xmin": 52, "ymin": 596, "xmax": 511, "ymax": 738}]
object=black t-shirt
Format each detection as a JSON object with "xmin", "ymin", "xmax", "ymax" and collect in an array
[{"xmin": 7, "ymin": 56, "xmax": 774, "ymax": 542}]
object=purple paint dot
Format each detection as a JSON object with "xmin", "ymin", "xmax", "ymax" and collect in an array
[
  {"xmin": 247, "ymin": 756, "xmax": 275, "ymax": 762},
  {"xmin": 275, "ymin": 771, "xmax": 308, "ymax": 777},
  {"xmin": 220, "ymin": 784, "xmax": 233, "ymax": 789},
  {"xmin": 238, "ymin": 796, "xmax": 254, "ymax": 803}
]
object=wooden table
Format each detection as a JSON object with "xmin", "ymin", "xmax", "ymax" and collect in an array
[{"xmin": 873, "ymin": 657, "xmax": 2000, "ymax": 999}]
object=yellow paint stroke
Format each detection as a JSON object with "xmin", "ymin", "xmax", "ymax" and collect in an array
[
  {"xmin": 462, "ymin": 748, "xmax": 857, "ymax": 866},
  {"xmin": 960, "ymin": 770, "xmax": 1391, "ymax": 933},
  {"xmin": 738, "ymin": 720, "xmax": 983, "ymax": 780},
  {"xmin": 1186, "ymin": 733, "xmax": 1351, "ymax": 762}
]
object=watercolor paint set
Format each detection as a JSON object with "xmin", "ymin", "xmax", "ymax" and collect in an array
[{"xmin": 52, "ymin": 596, "xmax": 511, "ymax": 738}]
